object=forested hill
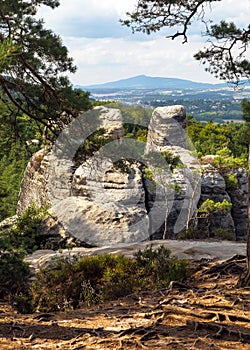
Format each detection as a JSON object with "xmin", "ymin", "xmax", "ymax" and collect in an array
[
  {"xmin": 77, "ymin": 76, "xmax": 250, "ymax": 123},
  {"xmin": 78, "ymin": 75, "xmax": 226, "ymax": 90}
]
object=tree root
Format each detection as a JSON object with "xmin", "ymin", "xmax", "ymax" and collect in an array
[
  {"xmin": 187, "ymin": 319, "xmax": 250, "ymax": 343},
  {"xmin": 203, "ymin": 261, "xmax": 244, "ymax": 276}
]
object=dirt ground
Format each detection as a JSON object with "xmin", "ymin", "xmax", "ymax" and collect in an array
[{"xmin": 1, "ymin": 254, "xmax": 250, "ymax": 350}]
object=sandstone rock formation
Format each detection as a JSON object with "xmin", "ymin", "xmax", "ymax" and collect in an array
[
  {"xmin": 145, "ymin": 106, "xmax": 201, "ymax": 239},
  {"xmin": 16, "ymin": 149, "xmax": 49, "ymax": 213},
  {"xmin": 16, "ymin": 105, "xmax": 248, "ymax": 247},
  {"xmin": 198, "ymin": 159, "xmax": 248, "ymax": 240},
  {"xmin": 226, "ymin": 168, "xmax": 248, "ymax": 240},
  {"xmin": 198, "ymin": 165, "xmax": 236, "ymax": 238},
  {"xmin": 17, "ymin": 106, "xmax": 149, "ymax": 246},
  {"xmin": 51, "ymin": 159, "xmax": 149, "ymax": 246}
]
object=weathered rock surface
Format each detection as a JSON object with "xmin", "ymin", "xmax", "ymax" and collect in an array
[
  {"xmin": 17, "ymin": 106, "xmax": 149, "ymax": 246},
  {"xmin": 198, "ymin": 163, "xmax": 248, "ymax": 240},
  {"xmin": 145, "ymin": 106, "xmax": 201, "ymax": 239},
  {"xmin": 145, "ymin": 105, "xmax": 186, "ymax": 151},
  {"xmin": 35, "ymin": 215, "xmax": 82, "ymax": 250},
  {"xmin": 16, "ymin": 105, "xmax": 248, "ymax": 247},
  {"xmin": 198, "ymin": 165, "xmax": 236, "ymax": 238},
  {"xmin": 24, "ymin": 239, "xmax": 247, "ymax": 273},
  {"xmin": 0, "ymin": 215, "xmax": 18, "ymax": 232},
  {"xmin": 95, "ymin": 105, "xmax": 124, "ymax": 139},
  {"xmin": 16, "ymin": 149, "xmax": 49, "ymax": 213},
  {"xmin": 227, "ymin": 168, "xmax": 248, "ymax": 240},
  {"xmin": 51, "ymin": 159, "xmax": 149, "ymax": 246}
]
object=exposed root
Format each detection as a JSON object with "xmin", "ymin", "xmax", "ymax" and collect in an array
[
  {"xmin": 1, "ymin": 255, "xmax": 250, "ymax": 350},
  {"xmin": 187, "ymin": 319, "xmax": 250, "ymax": 343}
]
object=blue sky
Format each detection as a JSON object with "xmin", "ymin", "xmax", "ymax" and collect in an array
[{"xmin": 38, "ymin": 0, "xmax": 250, "ymax": 85}]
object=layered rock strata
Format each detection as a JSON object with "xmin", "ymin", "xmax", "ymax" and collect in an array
[
  {"xmin": 17, "ymin": 106, "xmax": 149, "ymax": 246},
  {"xmin": 17, "ymin": 105, "xmax": 248, "ymax": 246},
  {"xmin": 145, "ymin": 106, "xmax": 201, "ymax": 239}
]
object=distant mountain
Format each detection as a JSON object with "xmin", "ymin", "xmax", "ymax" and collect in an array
[{"xmin": 77, "ymin": 75, "xmax": 227, "ymax": 90}]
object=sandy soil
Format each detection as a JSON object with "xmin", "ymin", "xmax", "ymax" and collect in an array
[{"xmin": 1, "ymin": 254, "xmax": 250, "ymax": 349}]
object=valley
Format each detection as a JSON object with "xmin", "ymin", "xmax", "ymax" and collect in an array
[{"xmin": 78, "ymin": 75, "xmax": 250, "ymax": 122}]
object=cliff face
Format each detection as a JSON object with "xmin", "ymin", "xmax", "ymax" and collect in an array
[
  {"xmin": 198, "ymin": 166, "xmax": 236, "ymax": 239},
  {"xmin": 17, "ymin": 106, "xmax": 248, "ymax": 246},
  {"xmin": 227, "ymin": 168, "xmax": 248, "ymax": 240},
  {"xmin": 145, "ymin": 106, "xmax": 201, "ymax": 239}
]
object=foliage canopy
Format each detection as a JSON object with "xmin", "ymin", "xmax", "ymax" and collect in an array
[
  {"xmin": 0, "ymin": 0, "xmax": 91, "ymax": 134},
  {"xmin": 122, "ymin": 0, "xmax": 250, "ymax": 83}
]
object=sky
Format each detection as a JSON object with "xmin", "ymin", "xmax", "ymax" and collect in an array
[{"xmin": 37, "ymin": 0, "xmax": 250, "ymax": 86}]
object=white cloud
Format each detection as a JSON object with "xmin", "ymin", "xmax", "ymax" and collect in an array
[
  {"xmin": 65, "ymin": 36, "xmax": 220, "ymax": 85},
  {"xmin": 209, "ymin": 0, "xmax": 250, "ymax": 27},
  {"xmin": 37, "ymin": 0, "xmax": 250, "ymax": 85},
  {"xmin": 37, "ymin": 0, "xmax": 136, "ymax": 38}
]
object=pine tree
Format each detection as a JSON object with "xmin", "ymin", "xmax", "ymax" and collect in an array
[{"xmin": 0, "ymin": 1, "xmax": 91, "ymax": 135}]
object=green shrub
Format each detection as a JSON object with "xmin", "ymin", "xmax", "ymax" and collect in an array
[
  {"xmin": 0, "ymin": 251, "xmax": 31, "ymax": 313},
  {"xmin": 160, "ymin": 151, "xmax": 181, "ymax": 172},
  {"xmin": 101, "ymin": 255, "xmax": 138, "ymax": 300},
  {"xmin": 31, "ymin": 254, "xmax": 124, "ymax": 311},
  {"xmin": 113, "ymin": 159, "xmax": 133, "ymax": 174},
  {"xmin": 212, "ymin": 228, "xmax": 235, "ymax": 241},
  {"xmin": 213, "ymin": 150, "xmax": 247, "ymax": 172},
  {"xmin": 135, "ymin": 245, "xmax": 188, "ymax": 288},
  {"xmin": 0, "ymin": 204, "xmax": 48, "ymax": 254},
  {"xmin": 73, "ymin": 128, "xmax": 112, "ymax": 165},
  {"xmin": 224, "ymin": 173, "xmax": 238, "ymax": 190},
  {"xmin": 31, "ymin": 255, "xmax": 97, "ymax": 311},
  {"xmin": 136, "ymin": 129, "xmax": 147, "ymax": 142},
  {"xmin": 198, "ymin": 199, "xmax": 232, "ymax": 217},
  {"xmin": 177, "ymin": 229, "xmax": 207, "ymax": 240},
  {"xmin": 30, "ymin": 246, "xmax": 188, "ymax": 312},
  {"xmin": 141, "ymin": 168, "xmax": 156, "ymax": 191},
  {"xmin": 0, "ymin": 205, "xmax": 49, "ymax": 312}
]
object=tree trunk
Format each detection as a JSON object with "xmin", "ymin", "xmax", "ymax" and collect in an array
[
  {"xmin": 245, "ymin": 234, "xmax": 250, "ymax": 285},
  {"xmin": 239, "ymin": 144, "xmax": 250, "ymax": 286},
  {"xmin": 246, "ymin": 144, "xmax": 250, "ymax": 282},
  {"xmin": 163, "ymin": 198, "xmax": 169, "ymax": 240}
]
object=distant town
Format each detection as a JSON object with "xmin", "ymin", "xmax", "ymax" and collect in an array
[{"xmin": 77, "ymin": 75, "xmax": 250, "ymax": 123}]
